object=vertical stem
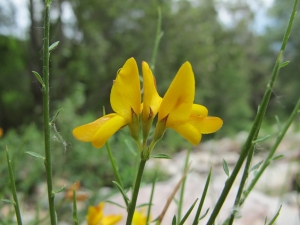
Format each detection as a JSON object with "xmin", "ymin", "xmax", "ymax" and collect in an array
[
  {"xmin": 151, "ymin": 7, "xmax": 163, "ymax": 72},
  {"xmin": 42, "ymin": 1, "xmax": 56, "ymax": 224},
  {"xmin": 6, "ymin": 147, "xmax": 23, "ymax": 225},
  {"xmin": 126, "ymin": 158, "xmax": 147, "ymax": 225}
]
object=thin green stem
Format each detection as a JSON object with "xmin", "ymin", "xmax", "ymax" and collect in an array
[
  {"xmin": 42, "ymin": 1, "xmax": 56, "ymax": 224},
  {"xmin": 243, "ymin": 97, "xmax": 300, "ymax": 202},
  {"xmin": 177, "ymin": 147, "xmax": 191, "ymax": 224},
  {"xmin": 72, "ymin": 185, "xmax": 79, "ymax": 225},
  {"xmin": 206, "ymin": 0, "xmax": 298, "ymax": 223},
  {"xmin": 151, "ymin": 7, "xmax": 163, "ymax": 72},
  {"xmin": 147, "ymin": 170, "xmax": 158, "ymax": 224},
  {"xmin": 105, "ymin": 142, "xmax": 128, "ymax": 207},
  {"xmin": 192, "ymin": 168, "xmax": 212, "ymax": 225},
  {"xmin": 126, "ymin": 158, "xmax": 147, "ymax": 225},
  {"xmin": 6, "ymin": 147, "xmax": 23, "ymax": 225}
]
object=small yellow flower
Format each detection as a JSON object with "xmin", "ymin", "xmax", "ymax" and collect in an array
[
  {"xmin": 141, "ymin": 61, "xmax": 162, "ymax": 142},
  {"xmin": 132, "ymin": 209, "xmax": 149, "ymax": 225},
  {"xmin": 86, "ymin": 202, "xmax": 122, "ymax": 225},
  {"xmin": 0, "ymin": 127, "xmax": 3, "ymax": 138},
  {"xmin": 73, "ymin": 58, "xmax": 141, "ymax": 148},
  {"xmin": 152, "ymin": 62, "xmax": 223, "ymax": 146}
]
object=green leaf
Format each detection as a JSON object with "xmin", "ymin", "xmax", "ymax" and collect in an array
[
  {"xmin": 172, "ymin": 215, "xmax": 176, "ymax": 225},
  {"xmin": 279, "ymin": 61, "xmax": 290, "ymax": 68},
  {"xmin": 252, "ymin": 135, "xmax": 271, "ymax": 144},
  {"xmin": 264, "ymin": 217, "xmax": 268, "ymax": 225},
  {"xmin": 275, "ymin": 115, "xmax": 281, "ymax": 131},
  {"xmin": 222, "ymin": 159, "xmax": 230, "ymax": 177},
  {"xmin": 112, "ymin": 181, "xmax": 130, "ymax": 203},
  {"xmin": 272, "ymin": 155, "xmax": 284, "ymax": 161},
  {"xmin": 25, "ymin": 151, "xmax": 45, "ymax": 160},
  {"xmin": 50, "ymin": 108, "xmax": 63, "ymax": 124},
  {"xmin": 268, "ymin": 205, "xmax": 282, "ymax": 225},
  {"xmin": 199, "ymin": 208, "xmax": 210, "ymax": 220},
  {"xmin": 136, "ymin": 203, "xmax": 152, "ymax": 208},
  {"xmin": 49, "ymin": 41, "xmax": 59, "ymax": 53},
  {"xmin": 53, "ymin": 184, "xmax": 66, "ymax": 194},
  {"xmin": 178, "ymin": 198, "xmax": 198, "ymax": 225},
  {"xmin": 250, "ymin": 160, "xmax": 263, "ymax": 172},
  {"xmin": 1, "ymin": 199, "xmax": 15, "ymax": 205},
  {"xmin": 151, "ymin": 153, "xmax": 172, "ymax": 159},
  {"xmin": 32, "ymin": 71, "xmax": 44, "ymax": 86},
  {"xmin": 105, "ymin": 200, "xmax": 126, "ymax": 209}
]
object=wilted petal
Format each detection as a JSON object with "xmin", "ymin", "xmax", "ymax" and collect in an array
[
  {"xmin": 92, "ymin": 114, "xmax": 128, "ymax": 148},
  {"xmin": 158, "ymin": 62, "xmax": 195, "ymax": 124},
  {"xmin": 142, "ymin": 61, "xmax": 162, "ymax": 122},
  {"xmin": 188, "ymin": 115, "xmax": 223, "ymax": 134},
  {"xmin": 110, "ymin": 58, "xmax": 141, "ymax": 122},
  {"xmin": 191, "ymin": 104, "xmax": 208, "ymax": 117},
  {"xmin": 171, "ymin": 122, "xmax": 201, "ymax": 145}
]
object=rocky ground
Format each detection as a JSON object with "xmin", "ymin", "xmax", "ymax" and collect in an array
[{"xmin": 2, "ymin": 128, "xmax": 300, "ymax": 224}]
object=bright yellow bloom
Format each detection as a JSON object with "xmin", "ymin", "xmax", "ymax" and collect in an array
[
  {"xmin": 86, "ymin": 202, "xmax": 122, "ymax": 225},
  {"xmin": 141, "ymin": 61, "xmax": 162, "ymax": 142},
  {"xmin": 132, "ymin": 209, "xmax": 149, "ymax": 225},
  {"xmin": 73, "ymin": 58, "xmax": 141, "ymax": 148},
  {"xmin": 152, "ymin": 62, "xmax": 223, "ymax": 146}
]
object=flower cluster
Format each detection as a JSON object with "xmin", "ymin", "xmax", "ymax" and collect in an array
[{"xmin": 73, "ymin": 58, "xmax": 222, "ymax": 153}]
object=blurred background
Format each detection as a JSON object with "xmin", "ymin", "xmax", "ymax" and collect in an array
[{"xmin": 1, "ymin": 0, "xmax": 300, "ymax": 223}]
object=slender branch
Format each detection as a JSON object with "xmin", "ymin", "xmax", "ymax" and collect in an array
[
  {"xmin": 206, "ymin": 0, "xmax": 298, "ymax": 223},
  {"xmin": 42, "ymin": 1, "xmax": 57, "ymax": 224},
  {"xmin": 6, "ymin": 147, "xmax": 23, "ymax": 225},
  {"xmin": 126, "ymin": 158, "xmax": 147, "ymax": 225}
]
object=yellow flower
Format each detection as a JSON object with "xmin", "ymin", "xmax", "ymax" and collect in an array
[
  {"xmin": 132, "ymin": 209, "xmax": 149, "ymax": 225},
  {"xmin": 86, "ymin": 202, "xmax": 122, "ymax": 225},
  {"xmin": 73, "ymin": 58, "xmax": 141, "ymax": 148},
  {"xmin": 141, "ymin": 61, "xmax": 162, "ymax": 142},
  {"xmin": 152, "ymin": 62, "xmax": 223, "ymax": 146},
  {"xmin": 0, "ymin": 127, "xmax": 3, "ymax": 138}
]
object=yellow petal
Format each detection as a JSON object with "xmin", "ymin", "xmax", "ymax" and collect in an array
[
  {"xmin": 102, "ymin": 215, "xmax": 122, "ymax": 225},
  {"xmin": 73, "ymin": 114, "xmax": 120, "ymax": 142},
  {"xmin": 191, "ymin": 104, "xmax": 208, "ymax": 117},
  {"xmin": 86, "ymin": 203, "xmax": 104, "ymax": 225},
  {"xmin": 110, "ymin": 58, "xmax": 141, "ymax": 122},
  {"xmin": 132, "ymin": 210, "xmax": 147, "ymax": 225},
  {"xmin": 171, "ymin": 122, "xmax": 201, "ymax": 145},
  {"xmin": 188, "ymin": 116, "xmax": 223, "ymax": 134},
  {"xmin": 142, "ymin": 61, "xmax": 162, "ymax": 122},
  {"xmin": 92, "ymin": 114, "xmax": 128, "ymax": 148},
  {"xmin": 158, "ymin": 62, "xmax": 195, "ymax": 125}
]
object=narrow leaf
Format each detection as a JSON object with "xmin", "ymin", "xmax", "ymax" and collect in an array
[
  {"xmin": 49, "ymin": 41, "xmax": 59, "ymax": 52},
  {"xmin": 50, "ymin": 108, "xmax": 63, "ymax": 124},
  {"xmin": 112, "ymin": 181, "xmax": 130, "ymax": 202},
  {"xmin": 53, "ymin": 184, "xmax": 66, "ymax": 194},
  {"xmin": 172, "ymin": 215, "xmax": 176, "ymax": 225},
  {"xmin": 268, "ymin": 205, "xmax": 282, "ymax": 225},
  {"xmin": 25, "ymin": 151, "xmax": 45, "ymax": 160},
  {"xmin": 264, "ymin": 217, "xmax": 268, "ymax": 225},
  {"xmin": 1, "ymin": 199, "xmax": 15, "ymax": 205},
  {"xmin": 73, "ymin": 185, "xmax": 79, "ymax": 225},
  {"xmin": 136, "ymin": 203, "xmax": 152, "ymax": 208},
  {"xmin": 178, "ymin": 198, "xmax": 198, "ymax": 225},
  {"xmin": 249, "ymin": 160, "xmax": 263, "ymax": 172},
  {"xmin": 199, "ymin": 208, "xmax": 210, "ymax": 220},
  {"xmin": 32, "ymin": 71, "xmax": 44, "ymax": 86},
  {"xmin": 222, "ymin": 159, "xmax": 230, "ymax": 177},
  {"xmin": 279, "ymin": 61, "xmax": 290, "ymax": 68},
  {"xmin": 105, "ymin": 200, "xmax": 126, "ymax": 209},
  {"xmin": 275, "ymin": 115, "xmax": 281, "ymax": 131},
  {"xmin": 151, "ymin": 153, "xmax": 172, "ymax": 159},
  {"xmin": 272, "ymin": 154, "xmax": 284, "ymax": 161},
  {"xmin": 252, "ymin": 135, "xmax": 271, "ymax": 144}
]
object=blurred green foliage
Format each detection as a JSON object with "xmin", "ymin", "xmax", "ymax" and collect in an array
[{"xmin": 1, "ymin": 0, "xmax": 300, "ymax": 210}]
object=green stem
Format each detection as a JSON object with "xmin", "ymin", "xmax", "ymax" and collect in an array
[
  {"xmin": 177, "ymin": 147, "xmax": 191, "ymax": 223},
  {"xmin": 126, "ymin": 158, "xmax": 147, "ymax": 225},
  {"xmin": 147, "ymin": 170, "xmax": 158, "ymax": 224},
  {"xmin": 42, "ymin": 1, "xmax": 56, "ymax": 224},
  {"xmin": 206, "ymin": 0, "xmax": 298, "ymax": 223},
  {"xmin": 6, "ymin": 147, "xmax": 23, "ymax": 225},
  {"xmin": 151, "ymin": 7, "xmax": 163, "ymax": 72},
  {"xmin": 105, "ymin": 142, "xmax": 128, "ymax": 207},
  {"xmin": 243, "ymin": 97, "xmax": 300, "ymax": 202},
  {"xmin": 72, "ymin": 185, "xmax": 79, "ymax": 225}
]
